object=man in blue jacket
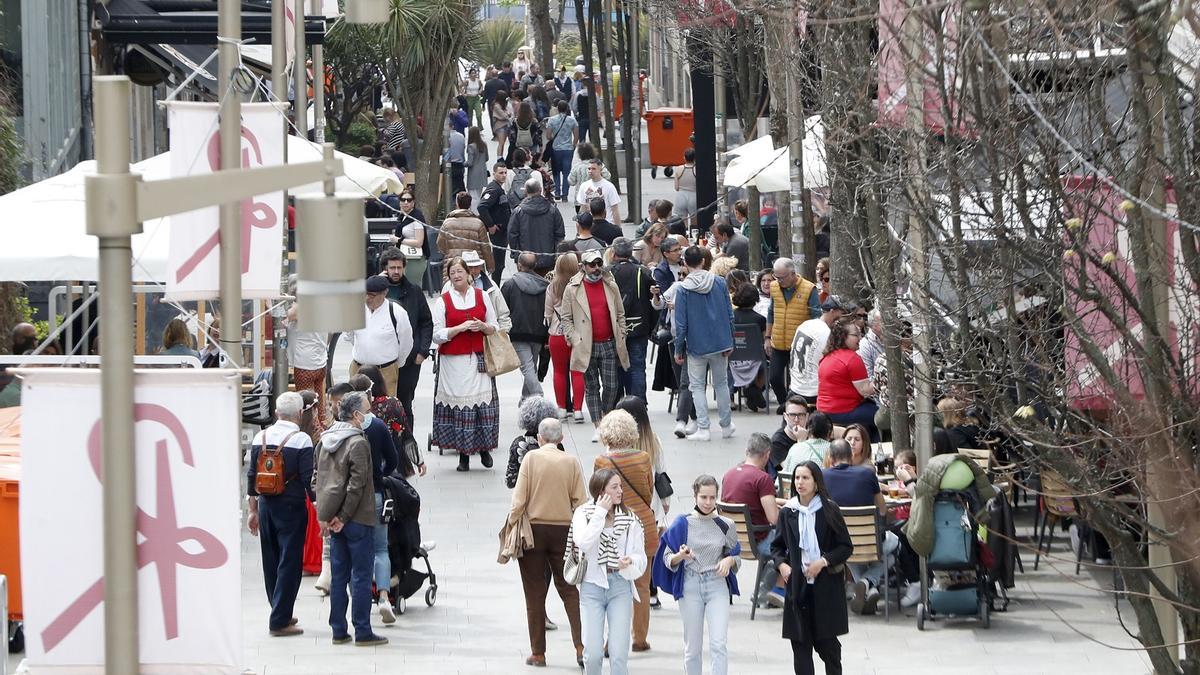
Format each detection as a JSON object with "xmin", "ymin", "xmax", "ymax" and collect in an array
[{"xmin": 673, "ymin": 246, "xmax": 736, "ymax": 441}]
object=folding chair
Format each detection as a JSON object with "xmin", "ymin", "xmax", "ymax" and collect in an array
[
  {"xmin": 841, "ymin": 505, "xmax": 891, "ymax": 620},
  {"xmin": 716, "ymin": 501, "xmax": 774, "ymax": 620},
  {"xmin": 730, "ymin": 322, "xmax": 771, "ymax": 413}
]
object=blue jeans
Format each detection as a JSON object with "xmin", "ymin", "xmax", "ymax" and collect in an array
[
  {"xmin": 849, "ymin": 530, "xmax": 898, "ymax": 588},
  {"xmin": 755, "ymin": 532, "xmax": 778, "ymax": 604},
  {"xmin": 580, "ymin": 574, "xmax": 633, "ymax": 675},
  {"xmin": 374, "ymin": 493, "xmax": 391, "ymax": 596},
  {"xmin": 679, "ymin": 570, "xmax": 731, "ymax": 675},
  {"xmin": 552, "ymin": 149, "xmax": 574, "ymax": 198},
  {"xmin": 824, "ymin": 400, "xmax": 881, "ymax": 442},
  {"xmin": 687, "ymin": 351, "xmax": 731, "ymax": 430},
  {"xmin": 329, "ymin": 520, "xmax": 375, "ymax": 640},
  {"xmin": 619, "ymin": 336, "xmax": 648, "ymax": 400}
]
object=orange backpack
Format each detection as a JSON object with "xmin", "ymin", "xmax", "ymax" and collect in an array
[{"xmin": 255, "ymin": 431, "xmax": 302, "ymax": 496}]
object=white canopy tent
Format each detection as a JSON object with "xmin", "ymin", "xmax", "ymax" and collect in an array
[
  {"xmin": 0, "ymin": 137, "xmax": 401, "ymax": 282},
  {"xmin": 722, "ymin": 115, "xmax": 827, "ymax": 192}
]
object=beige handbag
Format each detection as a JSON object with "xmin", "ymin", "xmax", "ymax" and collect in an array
[{"xmin": 483, "ymin": 330, "xmax": 521, "ymax": 377}]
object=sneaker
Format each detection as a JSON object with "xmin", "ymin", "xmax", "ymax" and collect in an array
[
  {"xmin": 686, "ymin": 428, "xmax": 711, "ymax": 442},
  {"xmin": 558, "ymin": 408, "xmax": 569, "ymax": 420},
  {"xmin": 591, "ymin": 430, "xmax": 599, "ymax": 443},
  {"xmin": 269, "ymin": 625, "xmax": 303, "ymax": 637},
  {"xmin": 1069, "ymin": 523, "xmax": 1081, "ymax": 558},
  {"xmin": 378, "ymin": 592, "xmax": 396, "ymax": 624},
  {"xmin": 649, "ymin": 595, "xmax": 661, "ymax": 609},
  {"xmin": 721, "ymin": 422, "xmax": 736, "ymax": 439},
  {"xmin": 332, "ymin": 635, "xmax": 352, "ymax": 645},
  {"xmin": 684, "ymin": 420, "xmax": 697, "ymax": 435},
  {"xmin": 573, "ymin": 410, "xmax": 585, "ymax": 424},
  {"xmin": 850, "ymin": 579, "xmax": 869, "ymax": 614},
  {"xmin": 862, "ymin": 584, "xmax": 880, "ymax": 615},
  {"xmin": 355, "ymin": 633, "xmax": 389, "ymax": 647},
  {"xmin": 545, "ymin": 617, "xmax": 558, "ymax": 631},
  {"xmin": 765, "ymin": 590, "xmax": 786, "ymax": 608},
  {"xmin": 420, "ymin": 540, "xmax": 437, "ymax": 554},
  {"xmin": 673, "ymin": 421, "xmax": 687, "ymax": 438},
  {"xmin": 900, "ymin": 583, "xmax": 921, "ymax": 608}
]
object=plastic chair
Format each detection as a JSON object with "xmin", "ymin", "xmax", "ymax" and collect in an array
[{"xmin": 716, "ymin": 501, "xmax": 774, "ymax": 620}]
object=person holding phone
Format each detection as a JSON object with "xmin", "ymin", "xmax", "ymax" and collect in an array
[{"xmin": 571, "ymin": 468, "xmax": 647, "ymax": 674}]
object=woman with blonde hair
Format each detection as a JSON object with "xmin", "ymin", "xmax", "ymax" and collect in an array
[
  {"xmin": 614, "ymin": 395, "xmax": 671, "ymax": 609},
  {"xmin": 160, "ymin": 317, "xmax": 198, "ymax": 358},
  {"xmin": 545, "ymin": 251, "xmax": 586, "ymax": 421},
  {"xmin": 593, "ymin": 409, "xmax": 658, "ymax": 653},
  {"xmin": 639, "ymin": 222, "xmax": 669, "ymax": 268}
]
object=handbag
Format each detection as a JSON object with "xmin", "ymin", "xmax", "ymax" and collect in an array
[
  {"xmin": 563, "ymin": 517, "xmax": 588, "ymax": 585},
  {"xmin": 483, "ymin": 330, "xmax": 521, "ymax": 377},
  {"xmin": 654, "ymin": 472, "xmax": 674, "ymax": 500},
  {"xmin": 399, "ymin": 244, "xmax": 423, "ymax": 260},
  {"xmin": 541, "ymin": 113, "xmax": 566, "ymax": 164}
]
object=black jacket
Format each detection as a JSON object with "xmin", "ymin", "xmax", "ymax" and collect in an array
[
  {"xmin": 609, "ymin": 259, "xmax": 657, "ymax": 339},
  {"xmin": 501, "ymin": 271, "xmax": 551, "ymax": 343},
  {"xmin": 385, "ymin": 276, "xmax": 434, "ymax": 365},
  {"xmin": 590, "ymin": 218, "xmax": 623, "ymax": 246},
  {"xmin": 478, "ymin": 179, "xmax": 511, "ymax": 237},
  {"xmin": 508, "ymin": 195, "xmax": 565, "ymax": 270},
  {"xmin": 770, "ymin": 499, "xmax": 854, "ymax": 642}
]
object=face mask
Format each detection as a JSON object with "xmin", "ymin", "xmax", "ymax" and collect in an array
[
  {"xmin": 585, "ymin": 271, "xmax": 602, "ymax": 283},
  {"xmin": 359, "ymin": 412, "xmax": 375, "ymax": 429}
]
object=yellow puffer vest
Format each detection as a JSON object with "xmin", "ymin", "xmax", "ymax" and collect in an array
[{"xmin": 769, "ymin": 278, "xmax": 816, "ymax": 351}]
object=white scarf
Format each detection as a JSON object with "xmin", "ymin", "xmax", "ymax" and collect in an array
[{"xmin": 783, "ymin": 494, "xmax": 824, "ymax": 584}]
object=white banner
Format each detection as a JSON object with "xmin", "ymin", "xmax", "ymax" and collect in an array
[
  {"xmin": 166, "ymin": 102, "xmax": 286, "ymax": 300},
  {"xmin": 19, "ymin": 369, "xmax": 242, "ymax": 674}
]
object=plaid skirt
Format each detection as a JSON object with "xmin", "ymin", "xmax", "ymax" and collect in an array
[{"xmin": 432, "ymin": 352, "xmax": 499, "ymax": 455}]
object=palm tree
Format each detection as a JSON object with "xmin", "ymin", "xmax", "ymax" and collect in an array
[
  {"xmin": 478, "ymin": 18, "xmax": 525, "ymax": 69},
  {"xmin": 371, "ymin": 0, "xmax": 481, "ymax": 218}
]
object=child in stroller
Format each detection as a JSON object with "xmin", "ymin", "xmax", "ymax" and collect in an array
[{"xmin": 379, "ymin": 473, "xmax": 439, "ymax": 614}]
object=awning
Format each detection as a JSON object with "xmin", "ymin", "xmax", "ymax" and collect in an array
[{"xmin": 98, "ymin": 0, "xmax": 325, "ymax": 45}]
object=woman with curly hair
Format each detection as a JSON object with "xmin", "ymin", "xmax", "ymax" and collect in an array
[
  {"xmin": 505, "ymin": 396, "xmax": 562, "ymax": 489},
  {"xmin": 816, "ymin": 319, "xmax": 879, "ymax": 441},
  {"xmin": 592, "ymin": 410, "xmax": 658, "ymax": 653}
]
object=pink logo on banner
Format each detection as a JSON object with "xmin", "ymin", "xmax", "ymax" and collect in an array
[
  {"xmin": 173, "ymin": 128, "xmax": 279, "ymax": 283},
  {"xmin": 39, "ymin": 404, "xmax": 229, "ymax": 652}
]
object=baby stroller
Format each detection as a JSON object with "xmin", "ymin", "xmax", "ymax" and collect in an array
[
  {"xmin": 380, "ymin": 473, "xmax": 439, "ymax": 614},
  {"xmin": 916, "ymin": 490, "xmax": 1000, "ymax": 630}
]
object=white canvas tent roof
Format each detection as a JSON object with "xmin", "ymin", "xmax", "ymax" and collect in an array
[
  {"xmin": 722, "ymin": 116, "xmax": 827, "ymax": 191},
  {"xmin": 0, "ymin": 137, "xmax": 401, "ymax": 283}
]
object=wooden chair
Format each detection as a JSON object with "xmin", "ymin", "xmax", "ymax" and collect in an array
[
  {"xmin": 841, "ymin": 505, "xmax": 891, "ymax": 620},
  {"xmin": 717, "ymin": 501, "xmax": 774, "ymax": 620},
  {"xmin": 958, "ymin": 448, "xmax": 991, "ymax": 471},
  {"xmin": 776, "ymin": 473, "xmax": 793, "ymax": 499},
  {"xmin": 1033, "ymin": 471, "xmax": 1082, "ymax": 572}
]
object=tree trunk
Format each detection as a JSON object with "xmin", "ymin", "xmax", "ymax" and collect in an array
[
  {"xmin": 596, "ymin": 0, "xmax": 621, "ymax": 183},
  {"xmin": 617, "ymin": 3, "xmax": 636, "ymax": 205},
  {"xmin": 578, "ymin": 0, "xmax": 601, "ymax": 147},
  {"xmin": 529, "ymin": 0, "xmax": 555, "ymax": 74},
  {"xmin": 763, "ymin": 15, "xmax": 793, "ymax": 262}
]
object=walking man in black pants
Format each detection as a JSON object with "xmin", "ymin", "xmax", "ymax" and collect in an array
[
  {"xmin": 246, "ymin": 391, "xmax": 315, "ymax": 637},
  {"xmin": 477, "ymin": 162, "xmax": 513, "ymax": 284}
]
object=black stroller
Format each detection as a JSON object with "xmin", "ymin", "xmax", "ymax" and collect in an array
[
  {"xmin": 916, "ymin": 489, "xmax": 1004, "ymax": 630},
  {"xmin": 380, "ymin": 474, "xmax": 439, "ymax": 613}
]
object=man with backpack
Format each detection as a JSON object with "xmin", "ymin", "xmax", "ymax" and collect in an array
[
  {"xmin": 609, "ymin": 239, "xmax": 657, "ymax": 400},
  {"xmin": 346, "ymin": 276, "xmax": 414, "ymax": 398},
  {"xmin": 508, "ymin": 178, "xmax": 565, "ymax": 276},
  {"xmin": 246, "ymin": 391, "xmax": 315, "ymax": 637}
]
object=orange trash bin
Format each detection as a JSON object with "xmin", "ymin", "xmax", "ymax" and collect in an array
[
  {"xmin": 643, "ymin": 108, "xmax": 695, "ymax": 169},
  {"xmin": 0, "ymin": 458, "xmax": 20, "ymax": 621}
]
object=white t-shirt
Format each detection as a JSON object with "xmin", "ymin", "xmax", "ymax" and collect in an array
[
  {"xmin": 789, "ymin": 318, "xmax": 831, "ymax": 397},
  {"xmin": 288, "ymin": 324, "xmax": 329, "ymax": 371},
  {"xmin": 575, "ymin": 178, "xmax": 620, "ymax": 223},
  {"xmin": 464, "ymin": 78, "xmax": 482, "ymax": 96}
]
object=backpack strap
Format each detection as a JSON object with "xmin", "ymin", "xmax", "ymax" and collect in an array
[{"xmin": 266, "ymin": 430, "xmax": 304, "ymax": 483}]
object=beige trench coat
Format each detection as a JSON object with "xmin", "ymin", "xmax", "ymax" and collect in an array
[{"xmin": 557, "ymin": 271, "xmax": 630, "ymax": 372}]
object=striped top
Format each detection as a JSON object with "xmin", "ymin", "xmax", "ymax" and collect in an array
[
  {"xmin": 570, "ymin": 502, "xmax": 648, "ymax": 597},
  {"xmin": 664, "ymin": 513, "xmax": 740, "ymax": 574}
]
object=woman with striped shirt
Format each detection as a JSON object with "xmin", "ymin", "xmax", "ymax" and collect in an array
[{"xmin": 571, "ymin": 468, "xmax": 647, "ymax": 675}]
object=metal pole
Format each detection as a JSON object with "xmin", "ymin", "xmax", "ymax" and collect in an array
[
  {"xmin": 294, "ymin": 2, "xmax": 308, "ymax": 140},
  {"xmin": 270, "ymin": 0, "xmax": 291, "ymax": 409},
  {"xmin": 627, "ymin": 0, "xmax": 641, "ymax": 226},
  {"xmin": 90, "ymin": 75, "xmax": 139, "ymax": 675},
  {"xmin": 713, "ymin": 48, "xmax": 727, "ymax": 226},
  {"xmin": 218, "ymin": 0, "xmax": 243, "ymax": 367},
  {"xmin": 310, "ymin": 0, "xmax": 325, "ymax": 143}
]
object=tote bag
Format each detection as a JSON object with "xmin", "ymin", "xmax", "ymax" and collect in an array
[{"xmin": 484, "ymin": 330, "xmax": 521, "ymax": 377}]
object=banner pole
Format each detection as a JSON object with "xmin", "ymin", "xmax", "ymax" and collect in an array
[{"xmin": 218, "ymin": 0, "xmax": 243, "ymax": 367}]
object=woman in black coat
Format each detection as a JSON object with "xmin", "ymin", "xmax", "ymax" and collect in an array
[{"xmin": 770, "ymin": 461, "xmax": 854, "ymax": 675}]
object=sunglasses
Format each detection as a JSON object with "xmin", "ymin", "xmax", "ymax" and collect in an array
[
  {"xmin": 821, "ymin": 275, "xmax": 830, "ymax": 282},
  {"xmin": 399, "ymin": 198, "xmax": 414, "ymax": 203},
  {"xmin": 584, "ymin": 260, "xmax": 603, "ymax": 267}
]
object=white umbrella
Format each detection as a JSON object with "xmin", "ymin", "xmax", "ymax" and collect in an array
[
  {"xmin": 721, "ymin": 116, "xmax": 827, "ymax": 191},
  {"xmin": 0, "ymin": 140, "xmax": 400, "ymax": 282}
]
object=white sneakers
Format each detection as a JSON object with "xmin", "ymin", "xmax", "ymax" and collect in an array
[
  {"xmin": 684, "ymin": 423, "xmax": 734, "ymax": 442},
  {"xmin": 686, "ymin": 428, "xmax": 711, "ymax": 442},
  {"xmin": 900, "ymin": 583, "xmax": 922, "ymax": 608},
  {"xmin": 721, "ymin": 423, "xmax": 737, "ymax": 439},
  {"xmin": 558, "ymin": 408, "xmax": 569, "ymax": 420},
  {"xmin": 573, "ymin": 410, "xmax": 585, "ymax": 424},
  {"xmin": 378, "ymin": 591, "xmax": 396, "ymax": 624},
  {"xmin": 673, "ymin": 421, "xmax": 687, "ymax": 438},
  {"xmin": 591, "ymin": 430, "xmax": 599, "ymax": 443}
]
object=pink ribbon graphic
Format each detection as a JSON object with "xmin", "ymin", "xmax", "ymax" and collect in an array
[
  {"xmin": 174, "ymin": 127, "xmax": 279, "ymax": 283},
  {"xmin": 40, "ymin": 403, "xmax": 229, "ymax": 653}
]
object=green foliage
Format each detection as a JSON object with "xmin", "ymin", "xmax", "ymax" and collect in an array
[
  {"xmin": 0, "ymin": 75, "xmax": 23, "ymax": 195},
  {"xmin": 323, "ymin": 20, "xmax": 387, "ymax": 147},
  {"xmin": 478, "ymin": 18, "xmax": 525, "ymax": 68},
  {"xmin": 13, "ymin": 296, "xmax": 52, "ymax": 342},
  {"xmin": 342, "ymin": 121, "xmax": 378, "ymax": 153},
  {"xmin": 555, "ymin": 32, "xmax": 581, "ymax": 67}
]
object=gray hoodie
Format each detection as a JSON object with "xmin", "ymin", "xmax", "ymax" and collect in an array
[
  {"xmin": 679, "ymin": 269, "xmax": 716, "ymax": 294},
  {"xmin": 314, "ymin": 421, "xmax": 376, "ymax": 526}
]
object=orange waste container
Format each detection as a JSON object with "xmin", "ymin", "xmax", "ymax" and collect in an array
[
  {"xmin": 643, "ymin": 108, "xmax": 695, "ymax": 168},
  {"xmin": 0, "ymin": 458, "xmax": 20, "ymax": 620}
]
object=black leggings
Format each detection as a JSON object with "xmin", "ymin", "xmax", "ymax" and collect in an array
[{"xmin": 791, "ymin": 637, "xmax": 842, "ymax": 675}]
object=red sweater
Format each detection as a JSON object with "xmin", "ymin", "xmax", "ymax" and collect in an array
[{"xmin": 584, "ymin": 280, "xmax": 613, "ymax": 342}]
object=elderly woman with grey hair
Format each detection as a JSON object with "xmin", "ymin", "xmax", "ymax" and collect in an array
[{"xmin": 506, "ymin": 396, "xmax": 563, "ymax": 489}]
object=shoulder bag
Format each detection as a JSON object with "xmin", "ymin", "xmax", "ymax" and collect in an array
[
  {"xmin": 484, "ymin": 330, "xmax": 521, "ymax": 377},
  {"xmin": 654, "ymin": 471, "xmax": 674, "ymax": 500},
  {"xmin": 541, "ymin": 114, "xmax": 566, "ymax": 164},
  {"xmin": 563, "ymin": 506, "xmax": 591, "ymax": 585},
  {"xmin": 608, "ymin": 457, "xmax": 653, "ymax": 510}
]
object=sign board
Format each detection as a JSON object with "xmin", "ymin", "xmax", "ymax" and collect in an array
[
  {"xmin": 165, "ymin": 102, "xmax": 286, "ymax": 301},
  {"xmin": 19, "ymin": 369, "xmax": 242, "ymax": 673}
]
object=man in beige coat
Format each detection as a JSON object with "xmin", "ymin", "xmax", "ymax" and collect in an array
[
  {"xmin": 437, "ymin": 191, "xmax": 496, "ymax": 272},
  {"xmin": 558, "ymin": 249, "xmax": 629, "ymax": 441}
]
